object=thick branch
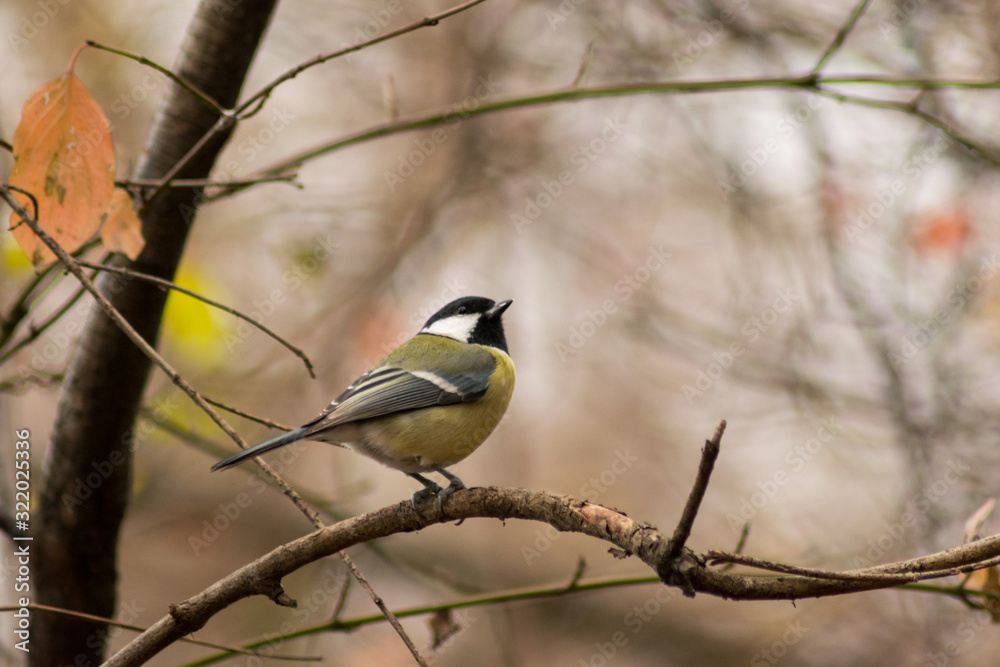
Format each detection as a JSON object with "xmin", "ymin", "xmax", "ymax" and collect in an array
[{"xmin": 105, "ymin": 487, "xmax": 1000, "ymax": 667}]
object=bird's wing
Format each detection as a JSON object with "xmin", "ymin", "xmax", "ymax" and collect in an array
[{"xmin": 302, "ymin": 350, "xmax": 496, "ymax": 431}]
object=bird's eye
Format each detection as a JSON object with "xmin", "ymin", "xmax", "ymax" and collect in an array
[{"xmin": 457, "ymin": 306, "xmax": 468, "ymax": 314}]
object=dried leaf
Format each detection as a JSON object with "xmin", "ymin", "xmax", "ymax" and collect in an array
[
  {"xmin": 8, "ymin": 48, "xmax": 115, "ymax": 267},
  {"xmin": 102, "ymin": 189, "xmax": 144, "ymax": 259},
  {"xmin": 428, "ymin": 609, "xmax": 460, "ymax": 650},
  {"xmin": 913, "ymin": 207, "xmax": 971, "ymax": 255}
]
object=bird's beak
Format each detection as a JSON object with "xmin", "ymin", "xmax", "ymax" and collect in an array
[{"xmin": 487, "ymin": 299, "xmax": 513, "ymax": 318}]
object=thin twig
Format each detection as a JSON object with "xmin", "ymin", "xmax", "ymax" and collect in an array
[
  {"xmin": 1, "ymin": 241, "xmax": 103, "ymax": 351},
  {"xmin": 235, "ymin": 0, "xmax": 491, "ymax": 118},
  {"xmin": 338, "ymin": 552, "xmax": 428, "ymax": 667},
  {"xmin": 135, "ymin": 114, "xmax": 234, "ymax": 215},
  {"xmin": 135, "ymin": 0, "xmax": 489, "ymax": 215},
  {"xmin": 186, "ymin": 574, "xmax": 660, "ymax": 665},
  {"xmin": 707, "ymin": 550, "xmax": 1000, "ymax": 584},
  {"xmin": 75, "ymin": 261, "xmax": 316, "ymax": 378},
  {"xmin": 146, "ymin": 414, "xmax": 354, "ymax": 523},
  {"xmin": 567, "ymin": 557, "xmax": 587, "ymax": 589},
  {"xmin": 118, "ymin": 173, "xmax": 301, "ymax": 191},
  {"xmin": 0, "ymin": 372, "xmax": 63, "ymax": 394},
  {"xmin": 0, "ymin": 604, "xmax": 320, "ymax": 661},
  {"xmin": 0, "ymin": 285, "xmax": 88, "ymax": 367},
  {"xmin": 666, "ymin": 420, "xmax": 726, "ymax": 561},
  {"xmin": 572, "ymin": 43, "xmax": 596, "ymax": 88},
  {"xmin": 721, "ymin": 523, "xmax": 750, "ymax": 572},
  {"xmin": 331, "ymin": 574, "xmax": 352, "ymax": 624},
  {"xmin": 85, "ymin": 40, "xmax": 228, "ymax": 115},
  {"xmin": 811, "ymin": 0, "xmax": 873, "ymax": 74},
  {"xmin": 814, "ymin": 87, "xmax": 1000, "ymax": 166},
  {"xmin": 203, "ymin": 397, "xmax": 295, "ymax": 431},
  {"xmin": 246, "ymin": 73, "xmax": 1000, "ymax": 189}
]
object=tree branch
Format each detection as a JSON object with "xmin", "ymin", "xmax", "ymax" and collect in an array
[
  {"xmin": 104, "ymin": 485, "xmax": 1000, "ymax": 667},
  {"xmin": 226, "ymin": 73, "xmax": 1000, "ymax": 198},
  {"xmin": 74, "ymin": 261, "xmax": 315, "ymax": 378}
]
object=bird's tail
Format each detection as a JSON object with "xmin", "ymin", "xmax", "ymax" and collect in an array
[{"xmin": 210, "ymin": 427, "xmax": 309, "ymax": 472}]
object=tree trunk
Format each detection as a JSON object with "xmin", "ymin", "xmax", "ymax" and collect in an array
[{"xmin": 32, "ymin": 2, "xmax": 278, "ymax": 664}]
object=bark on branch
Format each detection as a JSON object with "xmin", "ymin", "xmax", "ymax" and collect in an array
[{"xmin": 105, "ymin": 485, "xmax": 1000, "ymax": 667}]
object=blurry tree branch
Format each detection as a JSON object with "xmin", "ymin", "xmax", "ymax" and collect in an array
[
  {"xmin": 75, "ymin": 261, "xmax": 316, "ymax": 378},
  {"xmin": 220, "ymin": 73, "xmax": 1000, "ymax": 201},
  {"xmin": 0, "ymin": 604, "xmax": 321, "ymax": 661},
  {"xmin": 132, "ymin": 0, "xmax": 490, "ymax": 214},
  {"xmin": 0, "ymin": 284, "xmax": 87, "ymax": 366},
  {"xmin": 811, "ymin": 0, "xmax": 871, "ymax": 73}
]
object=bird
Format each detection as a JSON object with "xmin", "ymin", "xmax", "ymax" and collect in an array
[{"xmin": 211, "ymin": 296, "xmax": 515, "ymax": 508}]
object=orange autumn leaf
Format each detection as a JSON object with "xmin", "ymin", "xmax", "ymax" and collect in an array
[
  {"xmin": 8, "ymin": 46, "xmax": 115, "ymax": 267},
  {"xmin": 102, "ymin": 189, "xmax": 145, "ymax": 259},
  {"xmin": 913, "ymin": 207, "xmax": 971, "ymax": 255}
]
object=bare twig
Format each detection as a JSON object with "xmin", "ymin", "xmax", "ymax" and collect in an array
[
  {"xmin": 192, "ymin": 573, "xmax": 661, "ymax": 663},
  {"xmin": 720, "ymin": 523, "xmax": 751, "ymax": 572},
  {"xmin": 338, "ymin": 552, "xmax": 427, "ymax": 667},
  {"xmin": 0, "ymin": 285, "xmax": 88, "ymax": 367},
  {"xmin": 707, "ymin": 548, "xmax": 1000, "ymax": 584},
  {"xmin": 813, "ymin": 87, "xmax": 1000, "ymax": 166},
  {"xmin": 811, "ymin": 0, "xmax": 873, "ymax": 74},
  {"xmin": 0, "ymin": 603, "xmax": 320, "ymax": 661},
  {"xmin": 202, "ymin": 397, "xmax": 294, "ymax": 431},
  {"xmin": 666, "ymin": 420, "xmax": 726, "ymax": 561},
  {"xmin": 134, "ymin": 0, "xmax": 490, "ymax": 214},
  {"xmin": 75, "ymin": 261, "xmax": 316, "ymax": 378},
  {"xmin": 118, "ymin": 173, "xmax": 301, "ymax": 191},
  {"xmin": 244, "ymin": 74, "xmax": 1000, "ymax": 190},
  {"xmin": 331, "ymin": 573, "xmax": 352, "ymax": 623},
  {"xmin": 235, "ymin": 0, "xmax": 491, "ymax": 117},
  {"xmin": 85, "ymin": 40, "xmax": 228, "ymax": 115},
  {"xmin": 0, "ymin": 371, "xmax": 63, "ymax": 394}
]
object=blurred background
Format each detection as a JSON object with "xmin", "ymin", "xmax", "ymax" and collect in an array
[{"xmin": 3, "ymin": 0, "xmax": 1000, "ymax": 664}]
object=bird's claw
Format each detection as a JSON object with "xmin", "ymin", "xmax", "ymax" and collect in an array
[
  {"xmin": 411, "ymin": 480, "xmax": 465, "ymax": 512},
  {"xmin": 411, "ymin": 483, "xmax": 443, "ymax": 510}
]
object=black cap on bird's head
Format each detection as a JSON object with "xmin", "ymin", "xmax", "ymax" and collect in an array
[{"xmin": 420, "ymin": 296, "xmax": 512, "ymax": 352}]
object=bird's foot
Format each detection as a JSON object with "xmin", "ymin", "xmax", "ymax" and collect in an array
[
  {"xmin": 410, "ymin": 482, "xmax": 443, "ymax": 509},
  {"xmin": 436, "ymin": 478, "xmax": 466, "ymax": 506},
  {"xmin": 409, "ymin": 468, "xmax": 467, "ymax": 512}
]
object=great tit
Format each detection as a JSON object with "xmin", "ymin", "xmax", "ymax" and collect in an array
[{"xmin": 211, "ymin": 296, "xmax": 515, "ymax": 507}]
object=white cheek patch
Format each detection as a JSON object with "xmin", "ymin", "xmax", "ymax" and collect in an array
[{"xmin": 420, "ymin": 313, "xmax": 478, "ymax": 342}]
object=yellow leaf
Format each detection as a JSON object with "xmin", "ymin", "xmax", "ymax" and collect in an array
[
  {"xmin": 8, "ymin": 46, "xmax": 115, "ymax": 267},
  {"xmin": 102, "ymin": 189, "xmax": 145, "ymax": 259},
  {"xmin": 164, "ymin": 266, "xmax": 234, "ymax": 366}
]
